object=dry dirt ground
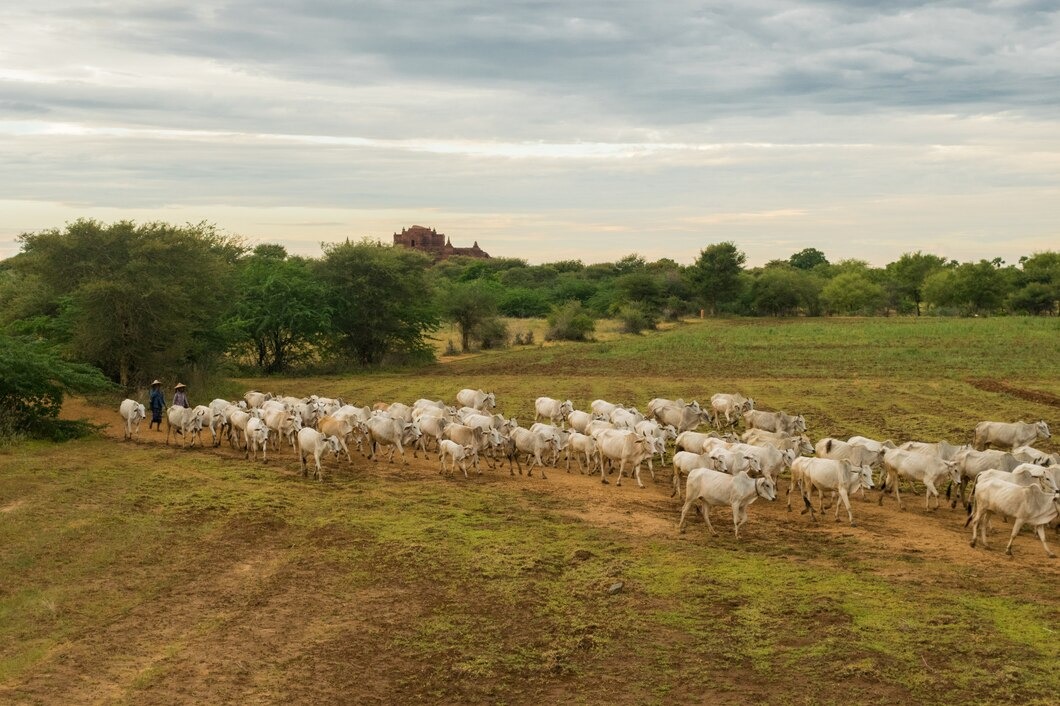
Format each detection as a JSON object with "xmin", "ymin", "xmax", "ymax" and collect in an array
[{"xmin": 1, "ymin": 396, "xmax": 1058, "ymax": 705}]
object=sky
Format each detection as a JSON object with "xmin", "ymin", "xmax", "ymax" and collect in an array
[{"xmin": 1, "ymin": 1, "xmax": 1058, "ymax": 266}]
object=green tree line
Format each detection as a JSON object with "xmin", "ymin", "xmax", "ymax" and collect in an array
[{"xmin": 1, "ymin": 220, "xmax": 1057, "ymax": 388}]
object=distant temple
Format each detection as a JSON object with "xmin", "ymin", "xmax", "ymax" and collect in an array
[{"xmin": 392, "ymin": 225, "xmax": 490, "ymax": 260}]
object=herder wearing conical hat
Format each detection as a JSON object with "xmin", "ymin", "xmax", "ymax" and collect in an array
[
  {"xmin": 148, "ymin": 380, "xmax": 165, "ymax": 431},
  {"xmin": 172, "ymin": 382, "xmax": 189, "ymax": 409}
]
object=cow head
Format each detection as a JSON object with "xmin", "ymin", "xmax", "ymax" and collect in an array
[
  {"xmin": 743, "ymin": 398, "xmax": 755, "ymax": 412},
  {"xmin": 756, "ymin": 477, "xmax": 777, "ymax": 501},
  {"xmin": 782, "ymin": 448, "xmax": 797, "ymax": 467},
  {"xmin": 663, "ymin": 424, "xmax": 678, "ymax": 440},
  {"xmin": 943, "ymin": 460, "xmax": 961, "ymax": 485},
  {"xmin": 325, "ymin": 435, "xmax": 343, "ymax": 458},
  {"xmin": 1036, "ymin": 420, "xmax": 1051, "ymax": 439}
]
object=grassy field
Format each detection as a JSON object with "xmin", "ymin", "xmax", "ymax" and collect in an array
[{"xmin": 2, "ymin": 317, "xmax": 1058, "ymax": 704}]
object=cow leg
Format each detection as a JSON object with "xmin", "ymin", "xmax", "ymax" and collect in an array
[
  {"xmin": 702, "ymin": 503, "xmax": 718, "ymax": 536},
  {"xmin": 925, "ymin": 481, "xmax": 938, "ymax": 511},
  {"xmin": 1004, "ymin": 519, "xmax": 1025, "ymax": 556},
  {"xmin": 1033, "ymin": 524, "xmax": 1055, "ymax": 558},
  {"xmin": 461, "ymin": 458, "xmax": 469, "ymax": 480},
  {"xmin": 840, "ymin": 489, "xmax": 855, "ymax": 526},
  {"xmin": 677, "ymin": 497, "xmax": 697, "ymax": 533},
  {"xmin": 673, "ymin": 469, "xmax": 683, "ymax": 499},
  {"xmin": 634, "ymin": 462, "xmax": 644, "ymax": 489},
  {"xmin": 615, "ymin": 460, "xmax": 625, "ymax": 487},
  {"xmin": 599, "ymin": 456, "xmax": 609, "ymax": 484}
]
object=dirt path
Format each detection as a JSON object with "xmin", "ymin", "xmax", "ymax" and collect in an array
[{"xmin": 71, "ymin": 398, "xmax": 1060, "ymax": 578}]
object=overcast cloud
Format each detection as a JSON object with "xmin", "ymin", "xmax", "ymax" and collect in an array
[{"xmin": 1, "ymin": 1, "xmax": 1057, "ymax": 264}]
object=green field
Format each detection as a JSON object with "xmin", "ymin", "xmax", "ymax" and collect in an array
[{"xmin": 2, "ymin": 317, "xmax": 1058, "ymax": 704}]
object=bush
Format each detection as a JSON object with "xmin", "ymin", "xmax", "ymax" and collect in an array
[
  {"xmin": 616, "ymin": 304, "xmax": 658, "ymax": 334},
  {"xmin": 477, "ymin": 317, "xmax": 510, "ymax": 350},
  {"xmin": 0, "ymin": 335, "xmax": 113, "ymax": 441},
  {"xmin": 545, "ymin": 301, "xmax": 596, "ymax": 342}
]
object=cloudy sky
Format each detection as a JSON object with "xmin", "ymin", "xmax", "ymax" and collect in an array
[{"xmin": 1, "ymin": 1, "xmax": 1057, "ymax": 265}]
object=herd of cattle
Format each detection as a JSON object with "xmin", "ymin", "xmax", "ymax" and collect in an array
[{"xmin": 117, "ymin": 391, "xmax": 1059, "ymax": 558}]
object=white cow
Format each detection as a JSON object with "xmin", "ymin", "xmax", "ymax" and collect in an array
[
  {"xmin": 707, "ymin": 448, "xmax": 764, "ymax": 478},
  {"xmin": 635, "ymin": 419, "xmax": 677, "ymax": 466},
  {"xmin": 743, "ymin": 429, "xmax": 815, "ymax": 456},
  {"xmin": 244, "ymin": 417, "xmax": 270, "ymax": 461},
  {"xmin": 535, "ymin": 397, "xmax": 574, "ymax": 427},
  {"xmin": 968, "ymin": 471, "xmax": 1059, "ymax": 557},
  {"xmin": 567, "ymin": 410, "xmax": 604, "ymax": 434},
  {"xmin": 1012, "ymin": 445, "xmax": 1058, "ymax": 467},
  {"xmin": 677, "ymin": 469, "xmax": 776, "ymax": 538},
  {"xmin": 456, "ymin": 389, "xmax": 497, "ymax": 412},
  {"xmin": 727, "ymin": 443, "xmax": 793, "ymax": 483},
  {"xmin": 509, "ymin": 427, "xmax": 558, "ymax": 478},
  {"xmin": 670, "ymin": 451, "xmax": 718, "ymax": 499},
  {"xmin": 710, "ymin": 393, "xmax": 755, "ymax": 428},
  {"xmin": 189, "ymin": 404, "xmax": 223, "ymax": 447},
  {"xmin": 878, "ymin": 448, "xmax": 960, "ymax": 511},
  {"xmin": 414, "ymin": 415, "xmax": 450, "ymax": 458},
  {"xmin": 595, "ymin": 429, "xmax": 657, "ymax": 488},
  {"xmin": 227, "ymin": 408, "xmax": 252, "ymax": 449},
  {"xmin": 973, "ymin": 420, "xmax": 1051, "ymax": 451},
  {"xmin": 789, "ymin": 457, "xmax": 873, "ymax": 526},
  {"xmin": 651, "ymin": 401, "xmax": 710, "ymax": 433},
  {"xmin": 590, "ymin": 399, "xmax": 621, "ymax": 417},
  {"xmin": 366, "ymin": 417, "xmax": 421, "ymax": 464},
  {"xmin": 243, "ymin": 390, "xmax": 273, "ymax": 409},
  {"xmin": 297, "ymin": 428, "xmax": 342, "ymax": 481},
  {"xmin": 165, "ymin": 406, "xmax": 204, "ymax": 448},
  {"xmin": 263, "ymin": 408, "xmax": 301, "ymax": 452},
  {"xmin": 950, "ymin": 448, "xmax": 1021, "ymax": 508},
  {"xmin": 847, "ymin": 435, "xmax": 897, "ymax": 454},
  {"xmin": 438, "ymin": 440, "xmax": 479, "ymax": 478},
  {"xmin": 529, "ymin": 423, "xmax": 571, "ymax": 467},
  {"xmin": 317, "ymin": 415, "xmax": 358, "ymax": 463},
  {"xmin": 610, "ymin": 407, "xmax": 646, "ymax": 430},
  {"xmin": 743, "ymin": 409, "xmax": 806, "ymax": 435},
  {"xmin": 565, "ymin": 432, "xmax": 600, "ymax": 474},
  {"xmin": 675, "ymin": 431, "xmax": 728, "ymax": 454},
  {"xmin": 118, "ymin": 399, "xmax": 146, "ymax": 441}
]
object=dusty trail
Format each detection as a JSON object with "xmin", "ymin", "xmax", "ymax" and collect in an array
[{"xmin": 73, "ymin": 398, "xmax": 1060, "ymax": 578}]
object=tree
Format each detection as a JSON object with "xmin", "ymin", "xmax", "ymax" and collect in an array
[
  {"xmin": 749, "ymin": 266, "xmax": 822, "ymax": 316},
  {"xmin": 923, "ymin": 260, "xmax": 1008, "ymax": 315},
  {"xmin": 820, "ymin": 272, "xmax": 886, "ymax": 315},
  {"xmin": 229, "ymin": 251, "xmax": 331, "ymax": 373},
  {"xmin": 789, "ymin": 248, "xmax": 829, "ymax": 271},
  {"xmin": 689, "ymin": 242, "xmax": 746, "ymax": 315},
  {"xmin": 0, "ymin": 334, "xmax": 112, "ymax": 439},
  {"xmin": 886, "ymin": 251, "xmax": 947, "ymax": 316},
  {"xmin": 442, "ymin": 280, "xmax": 502, "ymax": 352},
  {"xmin": 10, "ymin": 219, "xmax": 243, "ymax": 387},
  {"xmin": 317, "ymin": 239, "xmax": 439, "ymax": 365}
]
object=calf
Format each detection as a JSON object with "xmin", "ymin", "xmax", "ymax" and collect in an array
[
  {"xmin": 565, "ymin": 432, "xmax": 600, "ymax": 474},
  {"xmin": 438, "ymin": 440, "xmax": 479, "ymax": 478}
]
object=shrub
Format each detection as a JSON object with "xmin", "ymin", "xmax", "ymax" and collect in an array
[
  {"xmin": 477, "ymin": 317, "xmax": 510, "ymax": 350},
  {"xmin": 545, "ymin": 301, "xmax": 596, "ymax": 342},
  {"xmin": 616, "ymin": 303, "xmax": 658, "ymax": 334},
  {"xmin": 0, "ymin": 335, "xmax": 112, "ymax": 441}
]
